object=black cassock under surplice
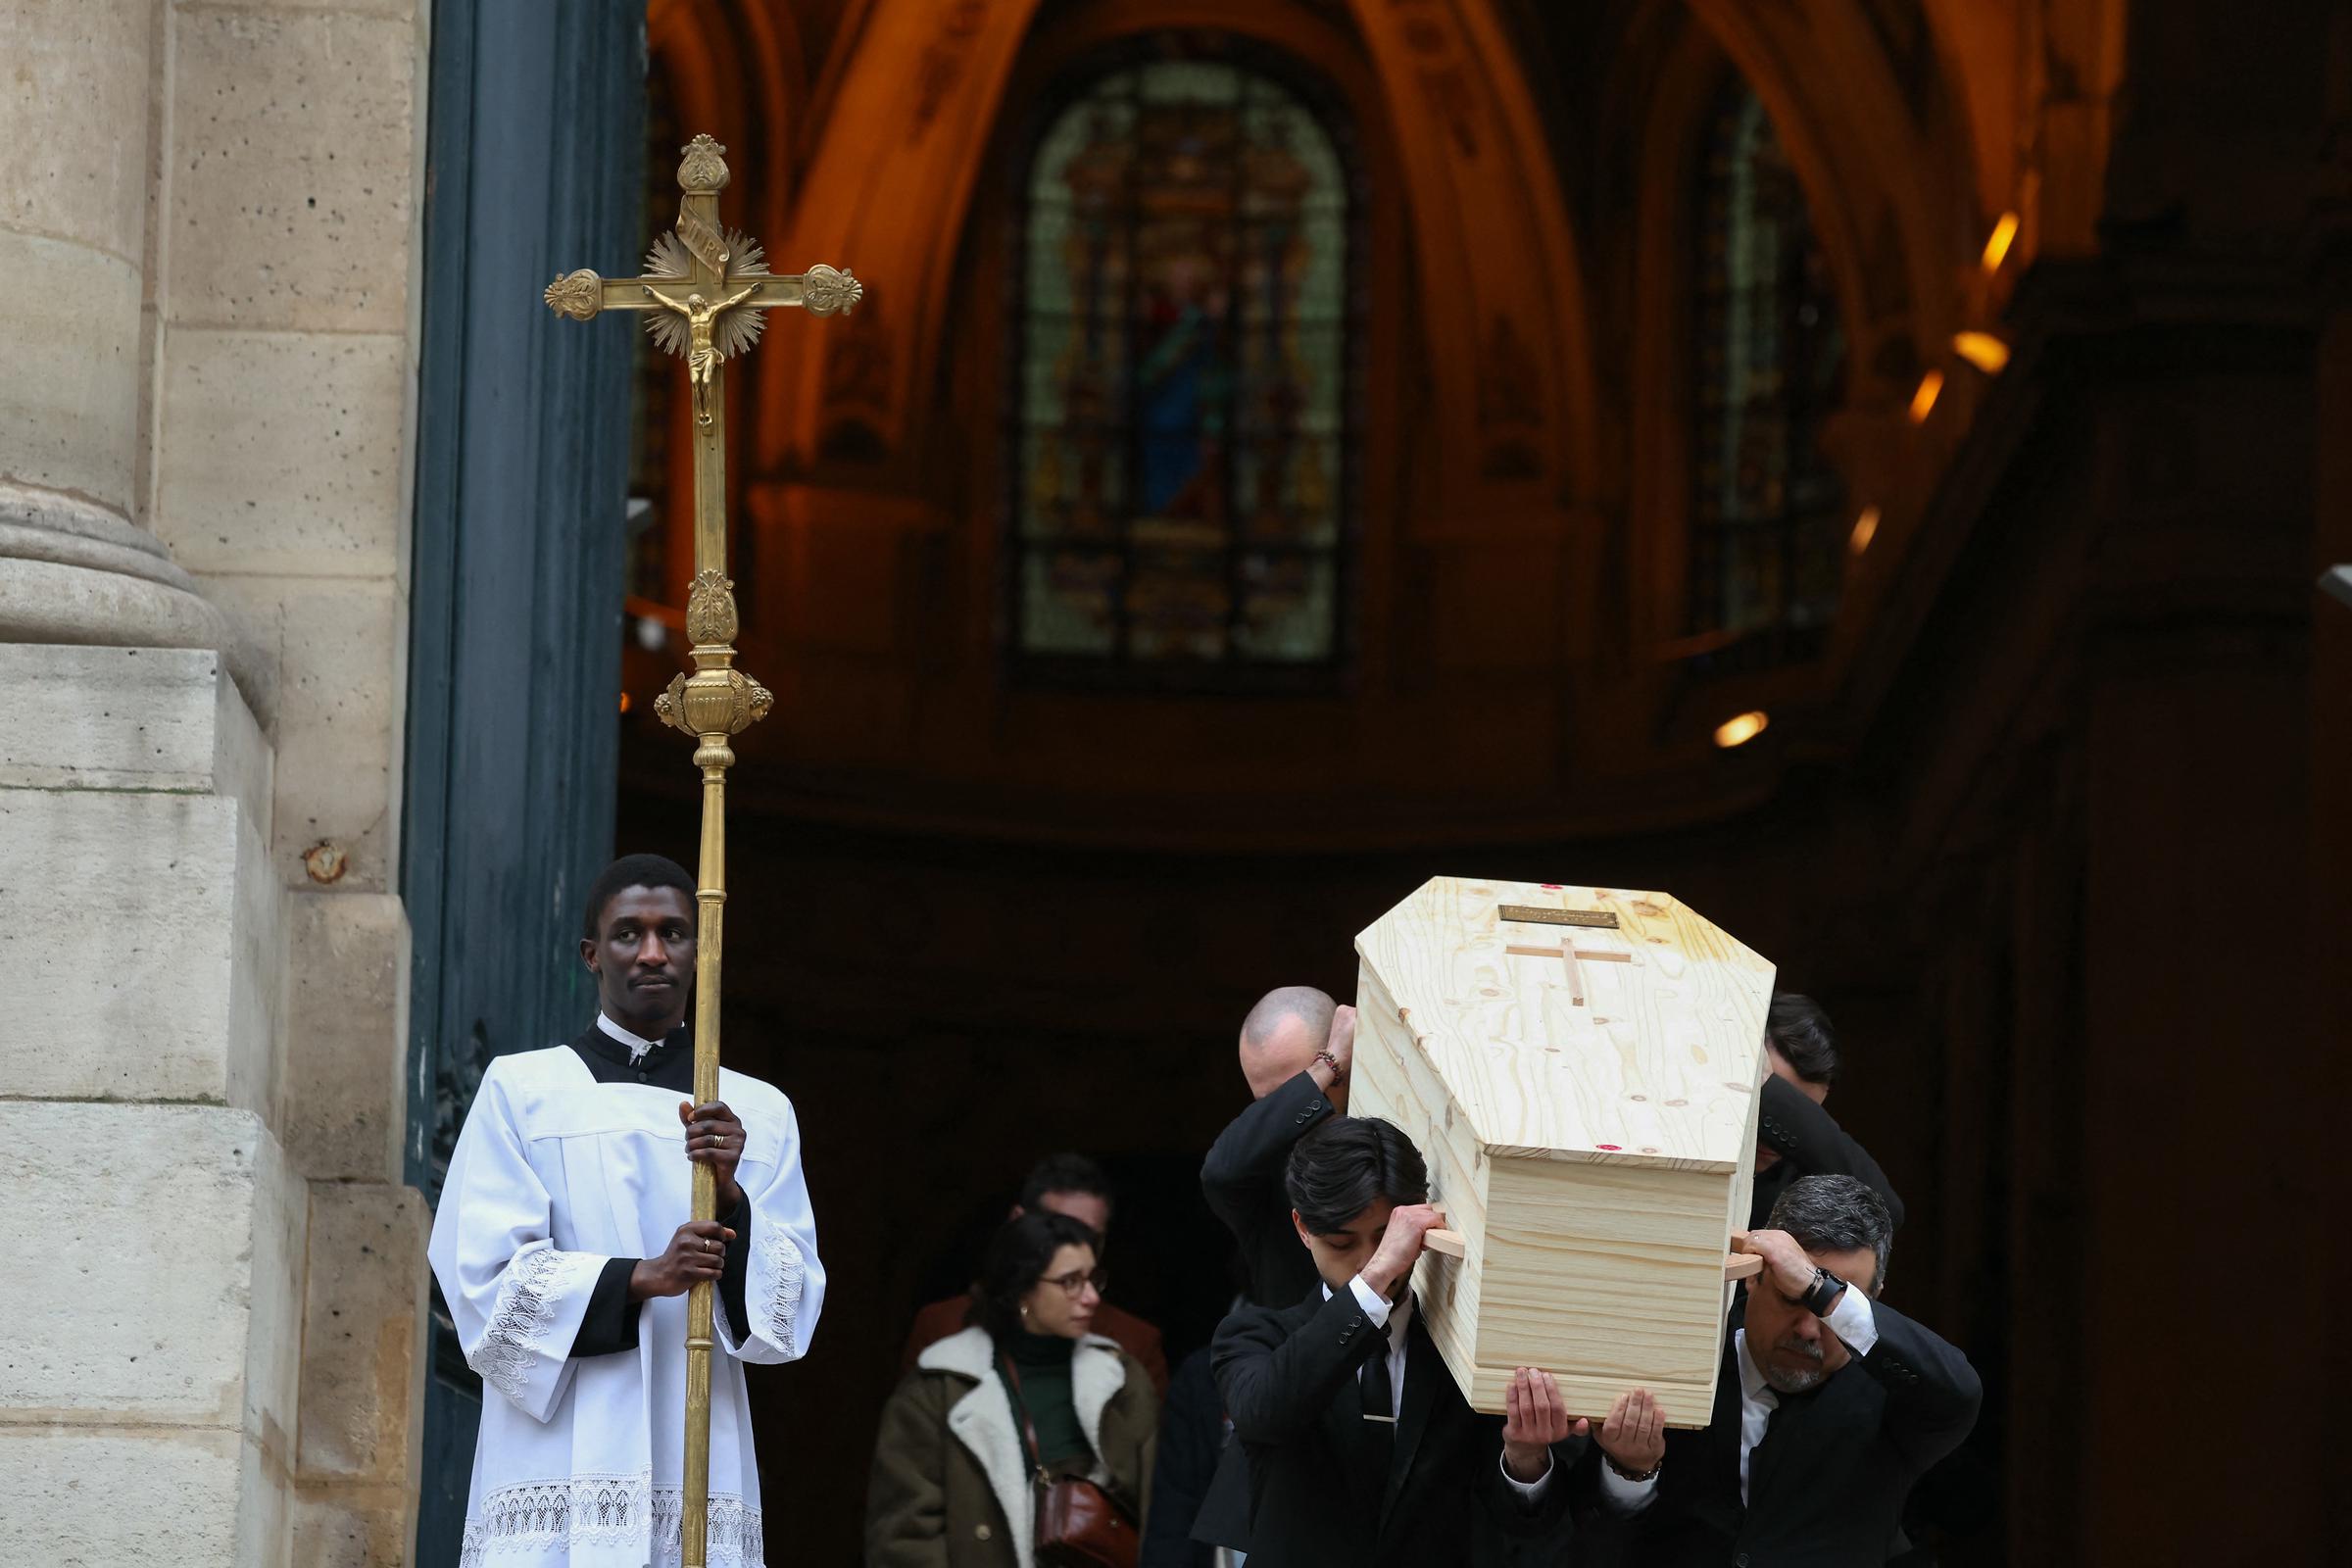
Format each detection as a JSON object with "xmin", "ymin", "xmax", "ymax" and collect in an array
[{"xmin": 560, "ymin": 1023, "xmax": 752, "ymax": 1358}]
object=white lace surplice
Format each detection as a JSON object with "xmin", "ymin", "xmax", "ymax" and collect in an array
[{"xmin": 428, "ymin": 1046, "xmax": 825, "ymax": 1567}]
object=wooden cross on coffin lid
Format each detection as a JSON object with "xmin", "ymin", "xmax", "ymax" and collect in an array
[
  {"xmin": 1414, "ymin": 898, "xmax": 1766, "ymax": 1285},
  {"xmin": 1495, "ymin": 902, "xmax": 1635, "ymax": 1008}
]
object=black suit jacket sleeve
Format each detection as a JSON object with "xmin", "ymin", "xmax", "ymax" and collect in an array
[
  {"xmin": 1755, "ymin": 1074, "xmax": 1907, "ymax": 1231},
  {"xmin": 1853, "ymin": 1296, "xmax": 1983, "ymax": 1472},
  {"xmin": 1200, "ymin": 1073, "xmax": 1335, "ymax": 1239},
  {"xmin": 1212, "ymin": 1291, "xmax": 1381, "ymax": 1446},
  {"xmin": 1489, "ymin": 1436, "xmax": 1586, "ymax": 1537}
]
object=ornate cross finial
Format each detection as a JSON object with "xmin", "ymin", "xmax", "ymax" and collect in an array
[
  {"xmin": 677, "ymin": 132, "xmax": 731, "ymax": 195},
  {"xmin": 675, "ymin": 136, "xmax": 732, "ymax": 271}
]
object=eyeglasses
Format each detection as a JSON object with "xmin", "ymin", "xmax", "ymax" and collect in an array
[{"xmin": 1041, "ymin": 1267, "xmax": 1109, "ymax": 1297}]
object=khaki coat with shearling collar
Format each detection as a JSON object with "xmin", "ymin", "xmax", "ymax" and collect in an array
[{"xmin": 865, "ymin": 1325, "xmax": 1157, "ymax": 1568}]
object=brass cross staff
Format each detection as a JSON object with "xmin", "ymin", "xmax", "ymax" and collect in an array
[{"xmin": 545, "ymin": 132, "xmax": 859, "ymax": 1568}]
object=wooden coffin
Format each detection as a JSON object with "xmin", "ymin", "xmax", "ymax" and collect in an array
[{"xmin": 1349, "ymin": 876, "xmax": 1773, "ymax": 1425}]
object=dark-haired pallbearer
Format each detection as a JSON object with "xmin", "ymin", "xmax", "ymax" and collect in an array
[
  {"xmin": 427, "ymin": 854, "xmax": 826, "ymax": 1567},
  {"xmin": 1750, "ymin": 995, "xmax": 1906, "ymax": 1233},
  {"xmin": 1212, "ymin": 1117, "xmax": 1604, "ymax": 1567}
]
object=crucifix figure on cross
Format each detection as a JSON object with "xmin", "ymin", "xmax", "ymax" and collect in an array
[
  {"xmin": 541, "ymin": 131, "xmax": 860, "ymax": 1568},
  {"xmin": 644, "ymin": 280, "xmax": 760, "ymax": 426},
  {"xmin": 544, "ymin": 133, "xmax": 861, "ymax": 579}
]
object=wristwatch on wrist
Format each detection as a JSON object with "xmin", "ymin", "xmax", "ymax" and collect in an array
[
  {"xmin": 1800, "ymin": 1265, "xmax": 1845, "ymax": 1317},
  {"xmin": 1604, "ymin": 1453, "xmax": 1663, "ymax": 1484}
]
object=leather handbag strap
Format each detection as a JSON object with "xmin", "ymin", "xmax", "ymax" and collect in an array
[
  {"xmin": 1004, "ymin": 1349, "xmax": 1138, "ymax": 1568},
  {"xmin": 999, "ymin": 1353, "xmax": 1050, "ymax": 1481}
]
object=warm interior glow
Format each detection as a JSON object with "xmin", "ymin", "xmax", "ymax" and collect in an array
[
  {"xmin": 1953, "ymin": 331, "xmax": 2010, "ymax": 373},
  {"xmin": 1848, "ymin": 506, "xmax": 1881, "ymax": 555},
  {"xmin": 1908, "ymin": 369, "xmax": 1944, "ymax": 423},
  {"xmin": 1713, "ymin": 710, "xmax": 1769, "ymax": 749},
  {"xmin": 618, "ymin": 691, "xmax": 632, "ymax": 713},
  {"xmin": 1982, "ymin": 211, "xmax": 2019, "ymax": 273}
]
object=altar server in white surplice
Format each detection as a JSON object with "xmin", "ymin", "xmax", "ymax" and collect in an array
[{"xmin": 429, "ymin": 854, "xmax": 825, "ymax": 1568}]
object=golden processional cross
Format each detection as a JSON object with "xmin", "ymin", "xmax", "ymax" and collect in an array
[{"xmin": 545, "ymin": 132, "xmax": 859, "ymax": 1568}]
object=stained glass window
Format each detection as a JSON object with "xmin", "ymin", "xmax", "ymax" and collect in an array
[
  {"xmin": 1688, "ymin": 79, "xmax": 1847, "ymax": 658},
  {"xmin": 1011, "ymin": 55, "xmax": 1355, "ymax": 679}
]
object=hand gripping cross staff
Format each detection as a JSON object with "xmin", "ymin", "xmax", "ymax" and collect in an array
[{"xmin": 546, "ymin": 132, "xmax": 859, "ymax": 1568}]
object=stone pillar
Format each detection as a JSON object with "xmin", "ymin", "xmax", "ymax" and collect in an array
[
  {"xmin": 3, "ymin": 0, "xmax": 433, "ymax": 1560},
  {"xmin": 0, "ymin": 1, "xmax": 253, "ymax": 694},
  {"xmin": 130, "ymin": 2, "xmax": 438, "ymax": 1562},
  {"xmin": 0, "ymin": 644, "xmax": 297, "ymax": 1566}
]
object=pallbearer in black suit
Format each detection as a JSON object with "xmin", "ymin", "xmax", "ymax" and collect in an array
[
  {"xmin": 1193, "ymin": 986, "xmax": 1357, "ymax": 1555},
  {"xmin": 1201, "ymin": 985, "xmax": 1354, "ymax": 1308},
  {"xmin": 1749, "ymin": 996, "xmax": 1906, "ymax": 1233},
  {"xmin": 1602, "ymin": 1175, "xmax": 1981, "ymax": 1566},
  {"xmin": 1211, "ymin": 1118, "xmax": 1586, "ymax": 1568}
]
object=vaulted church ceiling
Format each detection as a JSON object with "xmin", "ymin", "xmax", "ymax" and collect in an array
[{"xmin": 622, "ymin": 0, "xmax": 2122, "ymax": 844}]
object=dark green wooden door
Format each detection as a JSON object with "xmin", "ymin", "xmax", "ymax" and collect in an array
[{"xmin": 402, "ymin": 3, "xmax": 646, "ymax": 1560}]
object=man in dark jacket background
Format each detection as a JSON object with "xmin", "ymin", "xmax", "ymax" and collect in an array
[
  {"xmin": 1185, "ymin": 986, "xmax": 1354, "ymax": 1555},
  {"xmin": 1749, "ymin": 995, "xmax": 1906, "ymax": 1233}
]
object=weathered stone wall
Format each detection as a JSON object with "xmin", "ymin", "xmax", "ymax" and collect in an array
[
  {"xmin": 0, "ymin": 646, "xmax": 300, "ymax": 1564},
  {"xmin": 0, "ymin": 1, "xmax": 430, "ymax": 1562}
]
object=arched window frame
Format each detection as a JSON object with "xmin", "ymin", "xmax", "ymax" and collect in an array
[
  {"xmin": 1681, "ymin": 72, "xmax": 1850, "ymax": 670},
  {"xmin": 1000, "ymin": 34, "xmax": 1367, "ymax": 694}
]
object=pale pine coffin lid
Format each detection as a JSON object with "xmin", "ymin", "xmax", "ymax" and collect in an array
[{"xmin": 1353, "ymin": 876, "xmax": 1774, "ymax": 1171}]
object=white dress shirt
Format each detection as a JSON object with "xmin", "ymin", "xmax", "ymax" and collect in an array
[
  {"xmin": 1331, "ymin": 1275, "xmax": 1554, "ymax": 1499},
  {"xmin": 1599, "ymin": 1284, "xmax": 1880, "ymax": 1512},
  {"xmin": 596, "ymin": 1010, "xmax": 665, "ymax": 1065}
]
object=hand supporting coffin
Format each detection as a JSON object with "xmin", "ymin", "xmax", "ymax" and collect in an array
[
  {"xmin": 1311, "ymin": 1003, "xmax": 1356, "ymax": 1104},
  {"xmin": 1353, "ymin": 1201, "xmax": 1446, "ymax": 1299},
  {"xmin": 1499, "ymin": 1366, "xmax": 1591, "ymax": 1484},
  {"xmin": 1359, "ymin": 1207, "xmax": 1592, "ymax": 1483},
  {"xmin": 1737, "ymin": 1227, "xmax": 1848, "ymax": 1311},
  {"xmin": 1590, "ymin": 1388, "xmax": 1668, "ymax": 1483}
]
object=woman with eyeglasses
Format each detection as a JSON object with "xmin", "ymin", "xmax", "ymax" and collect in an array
[{"xmin": 867, "ymin": 1208, "xmax": 1158, "ymax": 1567}]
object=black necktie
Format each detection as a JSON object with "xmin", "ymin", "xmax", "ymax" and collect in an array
[
  {"xmin": 1358, "ymin": 1337, "xmax": 1396, "ymax": 1486},
  {"xmin": 1752, "ymin": 1385, "xmax": 1815, "ymax": 1500},
  {"xmin": 1764, "ymin": 1385, "xmax": 1815, "ymax": 1440}
]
